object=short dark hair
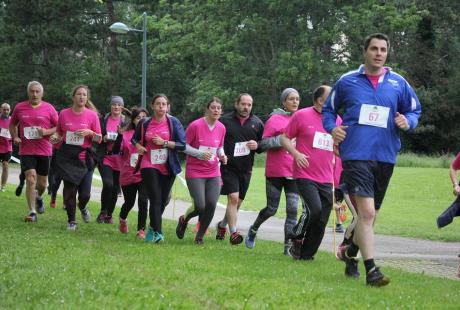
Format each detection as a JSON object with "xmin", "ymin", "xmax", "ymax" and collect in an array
[
  {"xmin": 126, "ymin": 107, "xmax": 149, "ymax": 131},
  {"xmin": 235, "ymin": 93, "xmax": 252, "ymax": 105},
  {"xmin": 313, "ymin": 85, "xmax": 328, "ymax": 102},
  {"xmin": 363, "ymin": 33, "xmax": 390, "ymax": 51}
]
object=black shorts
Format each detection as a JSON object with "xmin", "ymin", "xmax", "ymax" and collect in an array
[
  {"xmin": 21, "ymin": 155, "xmax": 51, "ymax": 176},
  {"xmin": 220, "ymin": 167, "xmax": 252, "ymax": 200},
  {"xmin": 0, "ymin": 152, "xmax": 12, "ymax": 162},
  {"xmin": 342, "ymin": 160, "xmax": 394, "ymax": 210}
]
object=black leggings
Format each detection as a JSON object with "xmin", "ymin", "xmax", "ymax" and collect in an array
[
  {"xmin": 63, "ymin": 169, "xmax": 94, "ymax": 223},
  {"xmin": 292, "ymin": 178, "xmax": 333, "ymax": 259},
  {"xmin": 252, "ymin": 177, "xmax": 299, "ymax": 244},
  {"xmin": 98, "ymin": 164, "xmax": 120, "ymax": 217},
  {"xmin": 120, "ymin": 182, "xmax": 148, "ymax": 231},
  {"xmin": 141, "ymin": 168, "xmax": 175, "ymax": 233}
]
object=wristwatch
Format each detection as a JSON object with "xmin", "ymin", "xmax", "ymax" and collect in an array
[{"xmin": 163, "ymin": 140, "xmax": 168, "ymax": 148}]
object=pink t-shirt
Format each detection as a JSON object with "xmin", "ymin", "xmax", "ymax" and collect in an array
[
  {"xmin": 119, "ymin": 129, "xmax": 142, "ymax": 186},
  {"xmin": 140, "ymin": 117, "xmax": 170, "ymax": 175},
  {"xmin": 452, "ymin": 152, "xmax": 460, "ymax": 171},
  {"xmin": 0, "ymin": 116, "xmax": 12, "ymax": 153},
  {"xmin": 57, "ymin": 108, "xmax": 101, "ymax": 149},
  {"xmin": 103, "ymin": 115, "xmax": 122, "ymax": 170},
  {"xmin": 10, "ymin": 101, "xmax": 58, "ymax": 156},
  {"xmin": 334, "ymin": 155, "xmax": 343, "ymax": 187},
  {"xmin": 185, "ymin": 117, "xmax": 226, "ymax": 179},
  {"xmin": 263, "ymin": 114, "xmax": 294, "ymax": 178},
  {"xmin": 284, "ymin": 107, "xmax": 342, "ymax": 183}
]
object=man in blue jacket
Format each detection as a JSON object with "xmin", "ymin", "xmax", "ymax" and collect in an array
[{"xmin": 322, "ymin": 33, "xmax": 421, "ymax": 287}]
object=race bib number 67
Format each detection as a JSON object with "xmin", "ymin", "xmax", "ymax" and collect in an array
[{"xmin": 358, "ymin": 104, "xmax": 390, "ymax": 128}]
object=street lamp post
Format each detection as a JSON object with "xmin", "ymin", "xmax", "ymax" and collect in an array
[{"xmin": 109, "ymin": 12, "xmax": 148, "ymax": 108}]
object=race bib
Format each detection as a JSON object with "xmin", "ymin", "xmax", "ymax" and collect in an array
[
  {"xmin": 199, "ymin": 145, "xmax": 217, "ymax": 161},
  {"xmin": 312, "ymin": 131, "xmax": 333, "ymax": 151},
  {"xmin": 130, "ymin": 153, "xmax": 139, "ymax": 168},
  {"xmin": 358, "ymin": 104, "xmax": 390, "ymax": 128},
  {"xmin": 23, "ymin": 126, "xmax": 41, "ymax": 140},
  {"xmin": 0, "ymin": 128, "xmax": 11, "ymax": 139},
  {"xmin": 150, "ymin": 149, "xmax": 168, "ymax": 164},
  {"xmin": 66, "ymin": 131, "xmax": 84, "ymax": 146},
  {"xmin": 234, "ymin": 141, "xmax": 250, "ymax": 157},
  {"xmin": 107, "ymin": 131, "xmax": 118, "ymax": 141}
]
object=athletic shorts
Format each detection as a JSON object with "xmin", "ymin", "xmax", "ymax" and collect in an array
[
  {"xmin": 220, "ymin": 167, "xmax": 252, "ymax": 200},
  {"xmin": 0, "ymin": 152, "xmax": 12, "ymax": 162},
  {"xmin": 21, "ymin": 155, "xmax": 51, "ymax": 176},
  {"xmin": 342, "ymin": 160, "xmax": 394, "ymax": 210}
]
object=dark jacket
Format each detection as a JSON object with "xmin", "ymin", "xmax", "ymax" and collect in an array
[
  {"xmin": 95, "ymin": 113, "xmax": 125, "ymax": 164},
  {"xmin": 56, "ymin": 143, "xmax": 95, "ymax": 185},
  {"xmin": 437, "ymin": 195, "xmax": 460, "ymax": 228},
  {"xmin": 131, "ymin": 114, "xmax": 185, "ymax": 176}
]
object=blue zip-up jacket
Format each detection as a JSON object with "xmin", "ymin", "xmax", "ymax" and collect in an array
[
  {"xmin": 131, "ymin": 114, "xmax": 185, "ymax": 176},
  {"xmin": 322, "ymin": 65, "xmax": 421, "ymax": 164}
]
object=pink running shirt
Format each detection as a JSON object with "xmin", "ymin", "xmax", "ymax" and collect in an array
[
  {"xmin": 263, "ymin": 113, "xmax": 294, "ymax": 178},
  {"xmin": 0, "ymin": 116, "xmax": 12, "ymax": 153},
  {"xmin": 10, "ymin": 101, "xmax": 58, "ymax": 156},
  {"xmin": 103, "ymin": 115, "xmax": 122, "ymax": 171},
  {"xmin": 119, "ymin": 129, "xmax": 142, "ymax": 186},
  {"xmin": 185, "ymin": 117, "xmax": 226, "ymax": 179},
  {"xmin": 57, "ymin": 108, "xmax": 101, "ymax": 149},
  {"xmin": 452, "ymin": 152, "xmax": 460, "ymax": 171},
  {"xmin": 140, "ymin": 117, "xmax": 171, "ymax": 175},
  {"xmin": 284, "ymin": 107, "xmax": 342, "ymax": 183}
]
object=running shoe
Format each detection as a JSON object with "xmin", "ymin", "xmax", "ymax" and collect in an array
[
  {"xmin": 104, "ymin": 216, "xmax": 113, "ymax": 224},
  {"xmin": 15, "ymin": 185, "xmax": 23, "ymax": 197},
  {"xmin": 229, "ymin": 231, "xmax": 243, "ymax": 245},
  {"xmin": 194, "ymin": 236, "xmax": 204, "ymax": 245},
  {"xmin": 244, "ymin": 226, "xmax": 257, "ymax": 249},
  {"xmin": 136, "ymin": 229, "xmax": 145, "ymax": 240},
  {"xmin": 344, "ymin": 255, "xmax": 360, "ymax": 278},
  {"xmin": 24, "ymin": 212, "xmax": 37, "ymax": 222},
  {"xmin": 153, "ymin": 231, "xmax": 164, "ymax": 243},
  {"xmin": 36, "ymin": 197, "xmax": 45, "ymax": 214},
  {"xmin": 335, "ymin": 244, "xmax": 348, "ymax": 261},
  {"xmin": 0, "ymin": 187, "xmax": 5, "ymax": 192},
  {"xmin": 96, "ymin": 211, "xmax": 106, "ymax": 224},
  {"xmin": 145, "ymin": 227, "xmax": 154, "ymax": 243},
  {"xmin": 289, "ymin": 239, "xmax": 302, "ymax": 260},
  {"xmin": 119, "ymin": 218, "xmax": 128, "ymax": 234},
  {"xmin": 335, "ymin": 224, "xmax": 345, "ymax": 233},
  {"xmin": 215, "ymin": 221, "xmax": 226, "ymax": 240},
  {"xmin": 366, "ymin": 267, "xmax": 390, "ymax": 287},
  {"xmin": 67, "ymin": 222, "xmax": 77, "ymax": 231},
  {"xmin": 50, "ymin": 200, "xmax": 56, "ymax": 209},
  {"xmin": 81, "ymin": 208, "xmax": 91, "ymax": 223},
  {"xmin": 283, "ymin": 242, "xmax": 291, "ymax": 256},
  {"xmin": 175, "ymin": 215, "xmax": 187, "ymax": 239}
]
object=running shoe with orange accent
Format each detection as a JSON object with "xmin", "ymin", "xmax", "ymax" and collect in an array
[
  {"xmin": 24, "ymin": 212, "xmax": 37, "ymax": 222},
  {"xmin": 366, "ymin": 267, "xmax": 390, "ymax": 286},
  {"xmin": 229, "ymin": 231, "xmax": 243, "ymax": 245}
]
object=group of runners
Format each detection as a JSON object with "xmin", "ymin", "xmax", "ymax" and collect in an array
[{"xmin": 0, "ymin": 33, "xmax": 425, "ymax": 286}]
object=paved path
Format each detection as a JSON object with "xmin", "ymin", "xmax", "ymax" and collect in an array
[{"xmin": 7, "ymin": 167, "xmax": 460, "ymax": 280}]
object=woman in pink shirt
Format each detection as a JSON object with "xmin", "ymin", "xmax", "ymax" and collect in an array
[
  {"xmin": 95, "ymin": 96, "xmax": 125, "ymax": 224},
  {"xmin": 0, "ymin": 103, "xmax": 12, "ymax": 192},
  {"xmin": 245, "ymin": 88, "xmax": 300, "ymax": 255},
  {"xmin": 281, "ymin": 85, "xmax": 342, "ymax": 260},
  {"xmin": 51, "ymin": 85, "xmax": 101, "ymax": 230},
  {"xmin": 116, "ymin": 107, "xmax": 149, "ymax": 239},
  {"xmin": 175, "ymin": 97, "xmax": 227, "ymax": 244}
]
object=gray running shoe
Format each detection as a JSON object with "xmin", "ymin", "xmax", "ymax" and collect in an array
[{"xmin": 81, "ymin": 208, "xmax": 91, "ymax": 223}]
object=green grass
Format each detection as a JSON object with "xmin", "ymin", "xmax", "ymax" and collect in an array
[
  {"xmin": 1, "ymin": 189, "xmax": 459, "ymax": 309},
  {"xmin": 173, "ymin": 165, "xmax": 460, "ymax": 241}
]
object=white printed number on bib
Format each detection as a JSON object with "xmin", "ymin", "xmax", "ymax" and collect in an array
[
  {"xmin": 234, "ymin": 142, "xmax": 250, "ymax": 157},
  {"xmin": 23, "ymin": 127, "xmax": 41, "ymax": 140},
  {"xmin": 199, "ymin": 145, "xmax": 217, "ymax": 161},
  {"xmin": 358, "ymin": 104, "xmax": 390, "ymax": 128},
  {"xmin": 151, "ymin": 149, "xmax": 168, "ymax": 164},
  {"xmin": 130, "ymin": 153, "xmax": 139, "ymax": 168},
  {"xmin": 107, "ymin": 131, "xmax": 118, "ymax": 141},
  {"xmin": 312, "ymin": 132, "xmax": 333, "ymax": 151},
  {"xmin": 0, "ymin": 128, "xmax": 11, "ymax": 139},
  {"xmin": 66, "ymin": 131, "xmax": 84, "ymax": 146}
]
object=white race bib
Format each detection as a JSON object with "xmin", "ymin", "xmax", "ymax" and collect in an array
[
  {"xmin": 66, "ymin": 131, "xmax": 84, "ymax": 146},
  {"xmin": 130, "ymin": 153, "xmax": 139, "ymax": 168},
  {"xmin": 233, "ymin": 141, "xmax": 250, "ymax": 157},
  {"xmin": 312, "ymin": 131, "xmax": 334, "ymax": 151},
  {"xmin": 107, "ymin": 131, "xmax": 118, "ymax": 141},
  {"xmin": 199, "ymin": 145, "xmax": 217, "ymax": 161},
  {"xmin": 358, "ymin": 104, "xmax": 390, "ymax": 128},
  {"xmin": 150, "ymin": 149, "xmax": 168, "ymax": 164},
  {"xmin": 23, "ymin": 126, "xmax": 41, "ymax": 140},
  {"xmin": 0, "ymin": 128, "xmax": 11, "ymax": 139}
]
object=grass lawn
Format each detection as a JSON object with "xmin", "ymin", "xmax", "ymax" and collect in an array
[
  {"xmin": 172, "ymin": 166, "xmax": 460, "ymax": 241},
  {"xmin": 1, "ymin": 189, "xmax": 459, "ymax": 309}
]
